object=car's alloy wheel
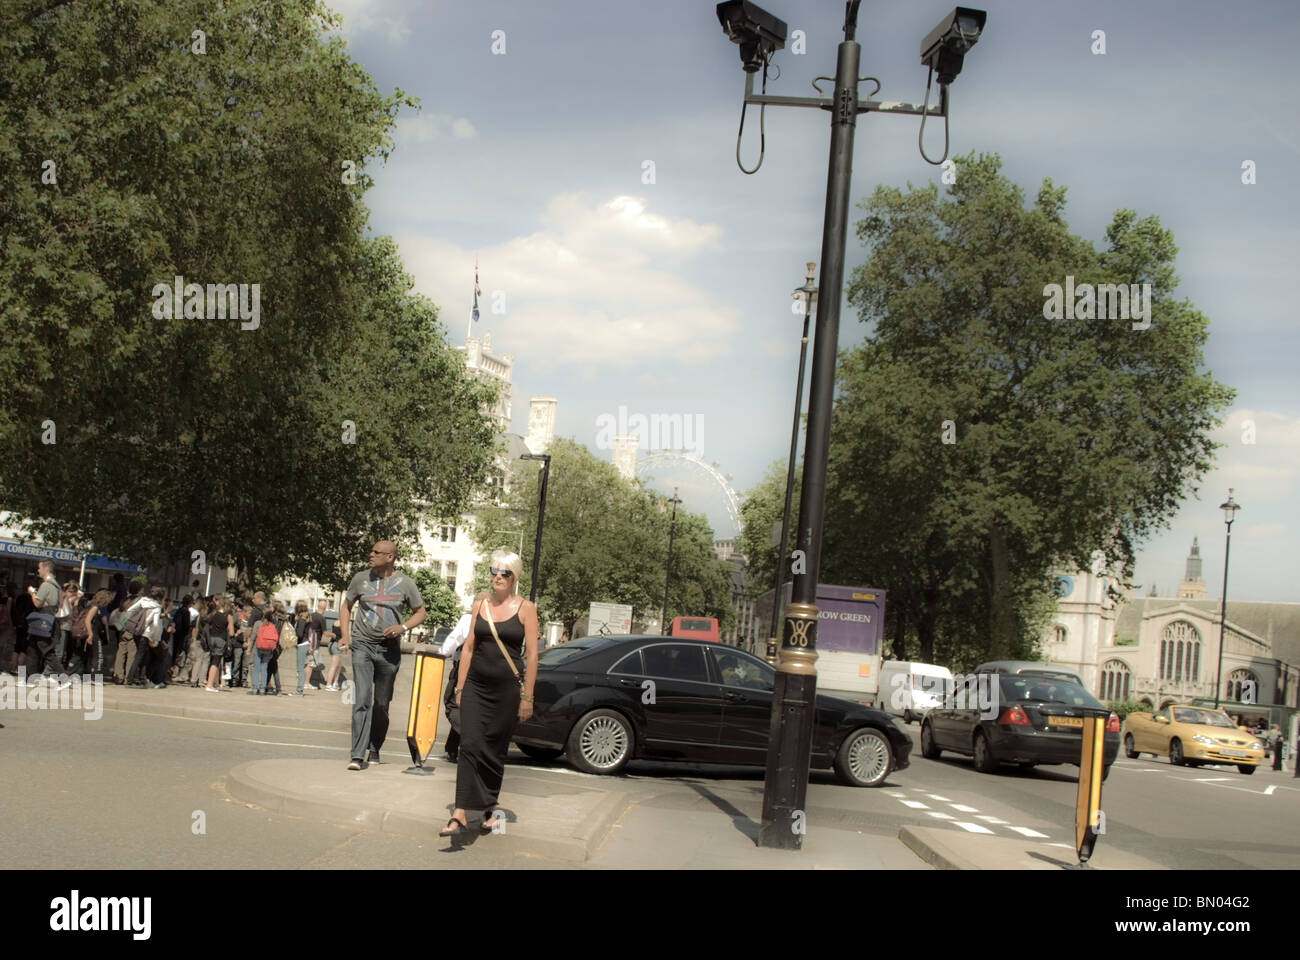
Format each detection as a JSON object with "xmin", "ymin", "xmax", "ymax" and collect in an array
[
  {"xmin": 566, "ymin": 709, "xmax": 632, "ymax": 775},
  {"xmin": 1169, "ymin": 738, "xmax": 1184, "ymax": 766},
  {"xmin": 1124, "ymin": 733, "xmax": 1138, "ymax": 759},
  {"xmin": 920, "ymin": 720, "xmax": 941, "ymax": 759},
  {"xmin": 973, "ymin": 731, "xmax": 999, "ymax": 773},
  {"xmin": 834, "ymin": 728, "xmax": 893, "ymax": 787}
]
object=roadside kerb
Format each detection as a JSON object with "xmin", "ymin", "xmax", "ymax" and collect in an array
[{"xmin": 226, "ymin": 757, "xmax": 629, "ymax": 862}]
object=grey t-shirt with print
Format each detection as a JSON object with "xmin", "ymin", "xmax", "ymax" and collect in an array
[{"xmin": 345, "ymin": 569, "xmax": 424, "ymax": 644}]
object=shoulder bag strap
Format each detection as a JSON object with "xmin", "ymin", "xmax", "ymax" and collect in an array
[{"xmin": 478, "ymin": 599, "xmax": 522, "ymax": 688}]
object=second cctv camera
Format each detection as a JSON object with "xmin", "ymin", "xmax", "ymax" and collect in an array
[
  {"xmin": 920, "ymin": 7, "xmax": 987, "ymax": 85},
  {"xmin": 716, "ymin": 0, "xmax": 788, "ymax": 73}
]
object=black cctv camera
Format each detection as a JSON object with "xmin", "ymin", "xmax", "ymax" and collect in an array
[
  {"xmin": 920, "ymin": 7, "xmax": 986, "ymax": 85},
  {"xmin": 716, "ymin": 0, "xmax": 787, "ymax": 73}
]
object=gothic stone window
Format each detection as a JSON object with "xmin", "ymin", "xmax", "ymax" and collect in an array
[
  {"xmin": 1227, "ymin": 668, "xmax": 1258, "ymax": 703},
  {"xmin": 1054, "ymin": 624, "xmax": 1067, "ymax": 645},
  {"xmin": 1100, "ymin": 659, "xmax": 1131, "ymax": 701},
  {"xmin": 1159, "ymin": 620, "xmax": 1201, "ymax": 683}
]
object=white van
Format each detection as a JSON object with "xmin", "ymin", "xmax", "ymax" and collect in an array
[{"xmin": 880, "ymin": 661, "xmax": 954, "ymax": 723}]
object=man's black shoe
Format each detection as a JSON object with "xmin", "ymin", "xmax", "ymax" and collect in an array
[{"xmin": 366, "ymin": 748, "xmax": 382, "ymax": 764}]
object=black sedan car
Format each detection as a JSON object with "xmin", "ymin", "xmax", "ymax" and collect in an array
[
  {"xmin": 920, "ymin": 669, "xmax": 1120, "ymax": 779},
  {"xmin": 511, "ymin": 635, "xmax": 910, "ymax": 787}
]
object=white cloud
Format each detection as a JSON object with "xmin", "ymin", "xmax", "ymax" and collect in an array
[
  {"xmin": 317, "ymin": 1, "xmax": 409, "ymax": 44},
  {"xmin": 395, "ymin": 113, "xmax": 477, "ymax": 143},
  {"xmin": 393, "ymin": 194, "xmax": 738, "ymax": 367}
]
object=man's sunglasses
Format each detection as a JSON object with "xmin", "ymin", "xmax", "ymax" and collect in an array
[{"xmin": 490, "ymin": 567, "xmax": 514, "ymax": 578}]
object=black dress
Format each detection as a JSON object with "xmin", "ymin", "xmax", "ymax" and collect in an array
[{"xmin": 454, "ymin": 605, "xmax": 525, "ymax": 812}]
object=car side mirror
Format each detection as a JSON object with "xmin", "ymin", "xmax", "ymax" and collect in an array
[{"xmin": 1154, "ymin": 716, "xmax": 1168, "ymax": 724}]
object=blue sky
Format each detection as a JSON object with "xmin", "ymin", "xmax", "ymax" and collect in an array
[{"xmin": 326, "ymin": 0, "xmax": 1300, "ymax": 602}]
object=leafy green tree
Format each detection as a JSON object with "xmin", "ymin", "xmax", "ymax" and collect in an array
[
  {"xmin": 408, "ymin": 565, "xmax": 467, "ymax": 629},
  {"xmin": 737, "ymin": 459, "xmax": 801, "ymax": 605},
  {"xmin": 834, "ymin": 152, "xmax": 1234, "ymax": 661},
  {"xmin": 0, "ymin": 0, "xmax": 497, "ymax": 593},
  {"xmin": 473, "ymin": 438, "xmax": 734, "ymax": 638}
]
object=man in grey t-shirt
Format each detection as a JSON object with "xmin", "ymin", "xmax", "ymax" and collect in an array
[
  {"xmin": 339, "ymin": 540, "xmax": 426, "ymax": 768},
  {"xmin": 29, "ymin": 561, "xmax": 71, "ymax": 688}
]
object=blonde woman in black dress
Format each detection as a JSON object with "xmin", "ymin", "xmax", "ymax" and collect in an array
[{"xmin": 440, "ymin": 549, "xmax": 538, "ymax": 837}]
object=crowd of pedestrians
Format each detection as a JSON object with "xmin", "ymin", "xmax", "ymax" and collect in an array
[{"xmin": 0, "ymin": 570, "xmax": 342, "ymax": 696}]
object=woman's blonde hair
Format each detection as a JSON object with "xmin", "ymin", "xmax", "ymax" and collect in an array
[{"xmin": 490, "ymin": 549, "xmax": 523, "ymax": 592}]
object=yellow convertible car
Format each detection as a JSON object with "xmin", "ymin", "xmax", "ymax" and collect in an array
[{"xmin": 1122, "ymin": 704, "xmax": 1266, "ymax": 774}]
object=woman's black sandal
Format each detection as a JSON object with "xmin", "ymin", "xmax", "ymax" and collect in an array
[
  {"xmin": 439, "ymin": 817, "xmax": 469, "ymax": 837},
  {"xmin": 480, "ymin": 815, "xmax": 502, "ymax": 834}
]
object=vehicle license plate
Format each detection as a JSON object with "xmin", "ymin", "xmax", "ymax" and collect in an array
[
  {"xmin": 1220, "ymin": 748, "xmax": 1247, "ymax": 757},
  {"xmin": 1048, "ymin": 716, "xmax": 1084, "ymax": 728}
]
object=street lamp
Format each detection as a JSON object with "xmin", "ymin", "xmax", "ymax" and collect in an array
[
  {"xmin": 767, "ymin": 262, "xmax": 817, "ymax": 662},
  {"xmin": 716, "ymin": 1, "xmax": 987, "ymax": 850},
  {"xmin": 1213, "ymin": 489, "xmax": 1240, "ymax": 709},
  {"xmin": 661, "ymin": 488, "xmax": 682, "ymax": 632},
  {"xmin": 519, "ymin": 453, "xmax": 551, "ymax": 605}
]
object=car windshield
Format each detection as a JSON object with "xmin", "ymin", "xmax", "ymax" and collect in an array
[
  {"xmin": 1172, "ymin": 708, "xmax": 1237, "ymax": 727},
  {"xmin": 999, "ymin": 676, "xmax": 1101, "ymax": 708}
]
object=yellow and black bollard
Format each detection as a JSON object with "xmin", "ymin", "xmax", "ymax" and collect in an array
[
  {"xmin": 1073, "ymin": 715, "xmax": 1105, "ymax": 866},
  {"xmin": 403, "ymin": 648, "xmax": 446, "ymax": 776}
]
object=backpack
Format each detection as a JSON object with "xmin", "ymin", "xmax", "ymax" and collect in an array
[
  {"xmin": 123, "ymin": 600, "xmax": 150, "ymax": 638},
  {"xmin": 255, "ymin": 621, "xmax": 280, "ymax": 650},
  {"xmin": 70, "ymin": 605, "xmax": 90, "ymax": 640}
]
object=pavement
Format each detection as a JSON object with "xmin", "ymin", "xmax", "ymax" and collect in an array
[{"xmin": 77, "ymin": 653, "xmax": 1169, "ymax": 868}]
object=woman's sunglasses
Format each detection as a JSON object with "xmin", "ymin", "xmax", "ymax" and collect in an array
[{"xmin": 490, "ymin": 567, "xmax": 514, "ymax": 578}]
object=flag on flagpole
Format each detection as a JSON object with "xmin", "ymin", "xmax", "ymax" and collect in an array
[{"xmin": 472, "ymin": 256, "xmax": 481, "ymax": 322}]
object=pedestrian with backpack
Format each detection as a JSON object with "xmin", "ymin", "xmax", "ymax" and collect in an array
[
  {"xmin": 251, "ymin": 603, "xmax": 280, "ymax": 695},
  {"xmin": 123, "ymin": 587, "xmax": 163, "ymax": 686},
  {"xmin": 109, "ymin": 581, "xmax": 144, "ymax": 683}
]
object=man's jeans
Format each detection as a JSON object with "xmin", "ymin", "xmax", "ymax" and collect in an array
[
  {"xmin": 228, "ymin": 641, "xmax": 246, "ymax": 686},
  {"xmin": 349, "ymin": 637, "xmax": 401, "ymax": 761}
]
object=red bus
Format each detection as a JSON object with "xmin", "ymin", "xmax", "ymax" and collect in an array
[{"xmin": 670, "ymin": 616, "xmax": 720, "ymax": 643}]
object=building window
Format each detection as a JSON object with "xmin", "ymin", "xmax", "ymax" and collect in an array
[
  {"xmin": 439, "ymin": 525, "xmax": 457, "ymax": 543},
  {"xmin": 1159, "ymin": 620, "xmax": 1201, "ymax": 683},
  {"xmin": 1099, "ymin": 659, "xmax": 1131, "ymax": 701},
  {"xmin": 443, "ymin": 561, "xmax": 457, "ymax": 592},
  {"xmin": 1227, "ymin": 668, "xmax": 1257, "ymax": 703},
  {"xmin": 1053, "ymin": 625, "xmax": 1067, "ymax": 645}
]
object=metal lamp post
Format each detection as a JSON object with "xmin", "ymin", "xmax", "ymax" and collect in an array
[
  {"xmin": 767, "ymin": 262, "xmax": 817, "ymax": 663},
  {"xmin": 661, "ymin": 489, "xmax": 682, "ymax": 632},
  {"xmin": 519, "ymin": 453, "xmax": 551, "ymax": 605},
  {"xmin": 716, "ymin": 0, "xmax": 987, "ymax": 850},
  {"xmin": 1213, "ymin": 489, "xmax": 1240, "ymax": 709}
]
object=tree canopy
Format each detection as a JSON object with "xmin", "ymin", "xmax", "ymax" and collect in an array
[
  {"xmin": 0, "ymin": 0, "xmax": 497, "ymax": 592},
  {"xmin": 472, "ymin": 438, "xmax": 735, "ymax": 638},
  {"xmin": 823, "ymin": 152, "xmax": 1233, "ymax": 665},
  {"xmin": 740, "ymin": 153, "xmax": 1233, "ymax": 670}
]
